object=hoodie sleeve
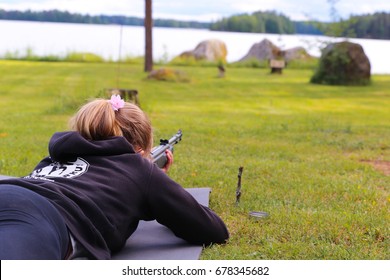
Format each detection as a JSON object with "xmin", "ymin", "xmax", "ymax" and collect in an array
[{"xmin": 146, "ymin": 166, "xmax": 229, "ymax": 245}]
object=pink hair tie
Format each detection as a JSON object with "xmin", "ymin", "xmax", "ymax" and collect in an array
[{"xmin": 109, "ymin": 94, "xmax": 125, "ymax": 111}]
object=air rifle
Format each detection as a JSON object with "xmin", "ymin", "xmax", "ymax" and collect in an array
[{"xmin": 150, "ymin": 129, "xmax": 182, "ymax": 168}]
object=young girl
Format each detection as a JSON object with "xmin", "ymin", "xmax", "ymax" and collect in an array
[{"xmin": 0, "ymin": 95, "xmax": 229, "ymax": 260}]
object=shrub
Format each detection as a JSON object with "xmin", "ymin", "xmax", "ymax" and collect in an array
[
  {"xmin": 64, "ymin": 52, "xmax": 104, "ymax": 63},
  {"xmin": 229, "ymin": 58, "xmax": 269, "ymax": 68},
  {"xmin": 146, "ymin": 68, "xmax": 190, "ymax": 82}
]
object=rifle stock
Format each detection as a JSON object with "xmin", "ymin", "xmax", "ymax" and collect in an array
[{"xmin": 150, "ymin": 129, "xmax": 182, "ymax": 168}]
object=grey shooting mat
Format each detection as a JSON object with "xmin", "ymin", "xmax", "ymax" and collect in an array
[
  {"xmin": 0, "ymin": 174, "xmax": 210, "ymax": 260},
  {"xmin": 113, "ymin": 187, "xmax": 211, "ymax": 260}
]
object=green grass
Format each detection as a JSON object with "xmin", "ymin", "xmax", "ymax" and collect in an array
[{"xmin": 0, "ymin": 60, "xmax": 389, "ymax": 259}]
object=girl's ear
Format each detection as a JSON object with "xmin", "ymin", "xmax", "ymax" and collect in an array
[{"xmin": 136, "ymin": 148, "xmax": 145, "ymax": 157}]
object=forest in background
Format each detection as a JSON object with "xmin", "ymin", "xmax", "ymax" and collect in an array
[
  {"xmin": 0, "ymin": 9, "xmax": 210, "ymax": 29},
  {"xmin": 210, "ymin": 11, "xmax": 390, "ymax": 39},
  {"xmin": 0, "ymin": 9, "xmax": 389, "ymax": 39}
]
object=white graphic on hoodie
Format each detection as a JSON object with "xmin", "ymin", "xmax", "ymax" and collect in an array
[{"xmin": 28, "ymin": 157, "xmax": 90, "ymax": 179}]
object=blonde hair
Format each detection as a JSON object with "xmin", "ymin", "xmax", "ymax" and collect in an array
[{"xmin": 69, "ymin": 99, "xmax": 153, "ymax": 156}]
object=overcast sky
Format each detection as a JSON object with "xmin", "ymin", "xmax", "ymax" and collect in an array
[{"xmin": 0, "ymin": 0, "xmax": 389, "ymax": 22}]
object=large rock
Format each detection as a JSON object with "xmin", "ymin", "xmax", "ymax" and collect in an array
[
  {"xmin": 238, "ymin": 39, "xmax": 313, "ymax": 63},
  {"xmin": 311, "ymin": 41, "xmax": 371, "ymax": 85},
  {"xmin": 178, "ymin": 39, "xmax": 227, "ymax": 62},
  {"xmin": 283, "ymin": 46, "xmax": 312, "ymax": 62},
  {"xmin": 238, "ymin": 39, "xmax": 282, "ymax": 62}
]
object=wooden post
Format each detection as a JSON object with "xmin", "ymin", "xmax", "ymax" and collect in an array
[
  {"xmin": 144, "ymin": 0, "xmax": 153, "ymax": 72},
  {"xmin": 269, "ymin": 59, "xmax": 285, "ymax": 74},
  {"xmin": 235, "ymin": 166, "xmax": 244, "ymax": 205},
  {"xmin": 218, "ymin": 64, "xmax": 226, "ymax": 78}
]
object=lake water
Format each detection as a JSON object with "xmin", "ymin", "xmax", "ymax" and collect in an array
[{"xmin": 1, "ymin": 20, "xmax": 389, "ymax": 74}]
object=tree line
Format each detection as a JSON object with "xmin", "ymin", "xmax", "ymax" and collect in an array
[
  {"xmin": 0, "ymin": 9, "xmax": 389, "ymax": 39},
  {"xmin": 209, "ymin": 11, "xmax": 296, "ymax": 34},
  {"xmin": 0, "ymin": 9, "xmax": 210, "ymax": 29},
  {"xmin": 209, "ymin": 11, "xmax": 324, "ymax": 35},
  {"xmin": 331, "ymin": 12, "xmax": 390, "ymax": 39},
  {"xmin": 210, "ymin": 10, "xmax": 390, "ymax": 40}
]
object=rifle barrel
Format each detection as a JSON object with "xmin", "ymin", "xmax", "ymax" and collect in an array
[{"xmin": 150, "ymin": 129, "xmax": 182, "ymax": 168}]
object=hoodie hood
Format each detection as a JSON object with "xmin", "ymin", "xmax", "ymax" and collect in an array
[{"xmin": 48, "ymin": 131, "xmax": 135, "ymax": 161}]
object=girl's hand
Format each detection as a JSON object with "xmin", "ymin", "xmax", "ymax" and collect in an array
[{"xmin": 162, "ymin": 150, "xmax": 174, "ymax": 173}]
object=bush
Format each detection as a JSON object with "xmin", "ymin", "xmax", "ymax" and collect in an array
[
  {"xmin": 168, "ymin": 56, "xmax": 220, "ymax": 67},
  {"xmin": 285, "ymin": 57, "xmax": 319, "ymax": 70},
  {"xmin": 64, "ymin": 52, "xmax": 104, "ymax": 63},
  {"xmin": 229, "ymin": 58, "xmax": 269, "ymax": 68},
  {"xmin": 1, "ymin": 48, "xmax": 61, "ymax": 62},
  {"xmin": 146, "ymin": 68, "xmax": 190, "ymax": 82}
]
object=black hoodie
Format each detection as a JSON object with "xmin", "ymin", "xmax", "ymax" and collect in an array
[{"xmin": 0, "ymin": 131, "xmax": 229, "ymax": 259}]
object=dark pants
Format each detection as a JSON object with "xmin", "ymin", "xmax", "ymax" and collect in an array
[{"xmin": 0, "ymin": 184, "xmax": 70, "ymax": 260}]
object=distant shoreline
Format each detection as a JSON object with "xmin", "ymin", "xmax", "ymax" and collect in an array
[
  {"xmin": 1, "ymin": 20, "xmax": 389, "ymax": 74},
  {"xmin": 1, "ymin": 8, "xmax": 390, "ymax": 40}
]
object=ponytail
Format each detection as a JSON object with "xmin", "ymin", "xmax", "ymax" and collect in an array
[{"xmin": 69, "ymin": 98, "xmax": 153, "ymax": 156}]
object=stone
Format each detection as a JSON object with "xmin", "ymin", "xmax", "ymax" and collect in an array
[
  {"xmin": 283, "ymin": 46, "xmax": 313, "ymax": 62},
  {"xmin": 237, "ymin": 39, "xmax": 314, "ymax": 64},
  {"xmin": 178, "ymin": 39, "xmax": 227, "ymax": 62},
  {"xmin": 238, "ymin": 39, "xmax": 283, "ymax": 62},
  {"xmin": 311, "ymin": 41, "xmax": 371, "ymax": 85}
]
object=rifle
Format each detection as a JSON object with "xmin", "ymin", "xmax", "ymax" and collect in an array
[{"xmin": 150, "ymin": 129, "xmax": 182, "ymax": 168}]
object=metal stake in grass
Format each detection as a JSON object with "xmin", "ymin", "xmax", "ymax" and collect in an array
[{"xmin": 235, "ymin": 166, "xmax": 244, "ymax": 205}]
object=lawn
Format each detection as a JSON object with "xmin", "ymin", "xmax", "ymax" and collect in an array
[{"xmin": 0, "ymin": 60, "xmax": 389, "ymax": 259}]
